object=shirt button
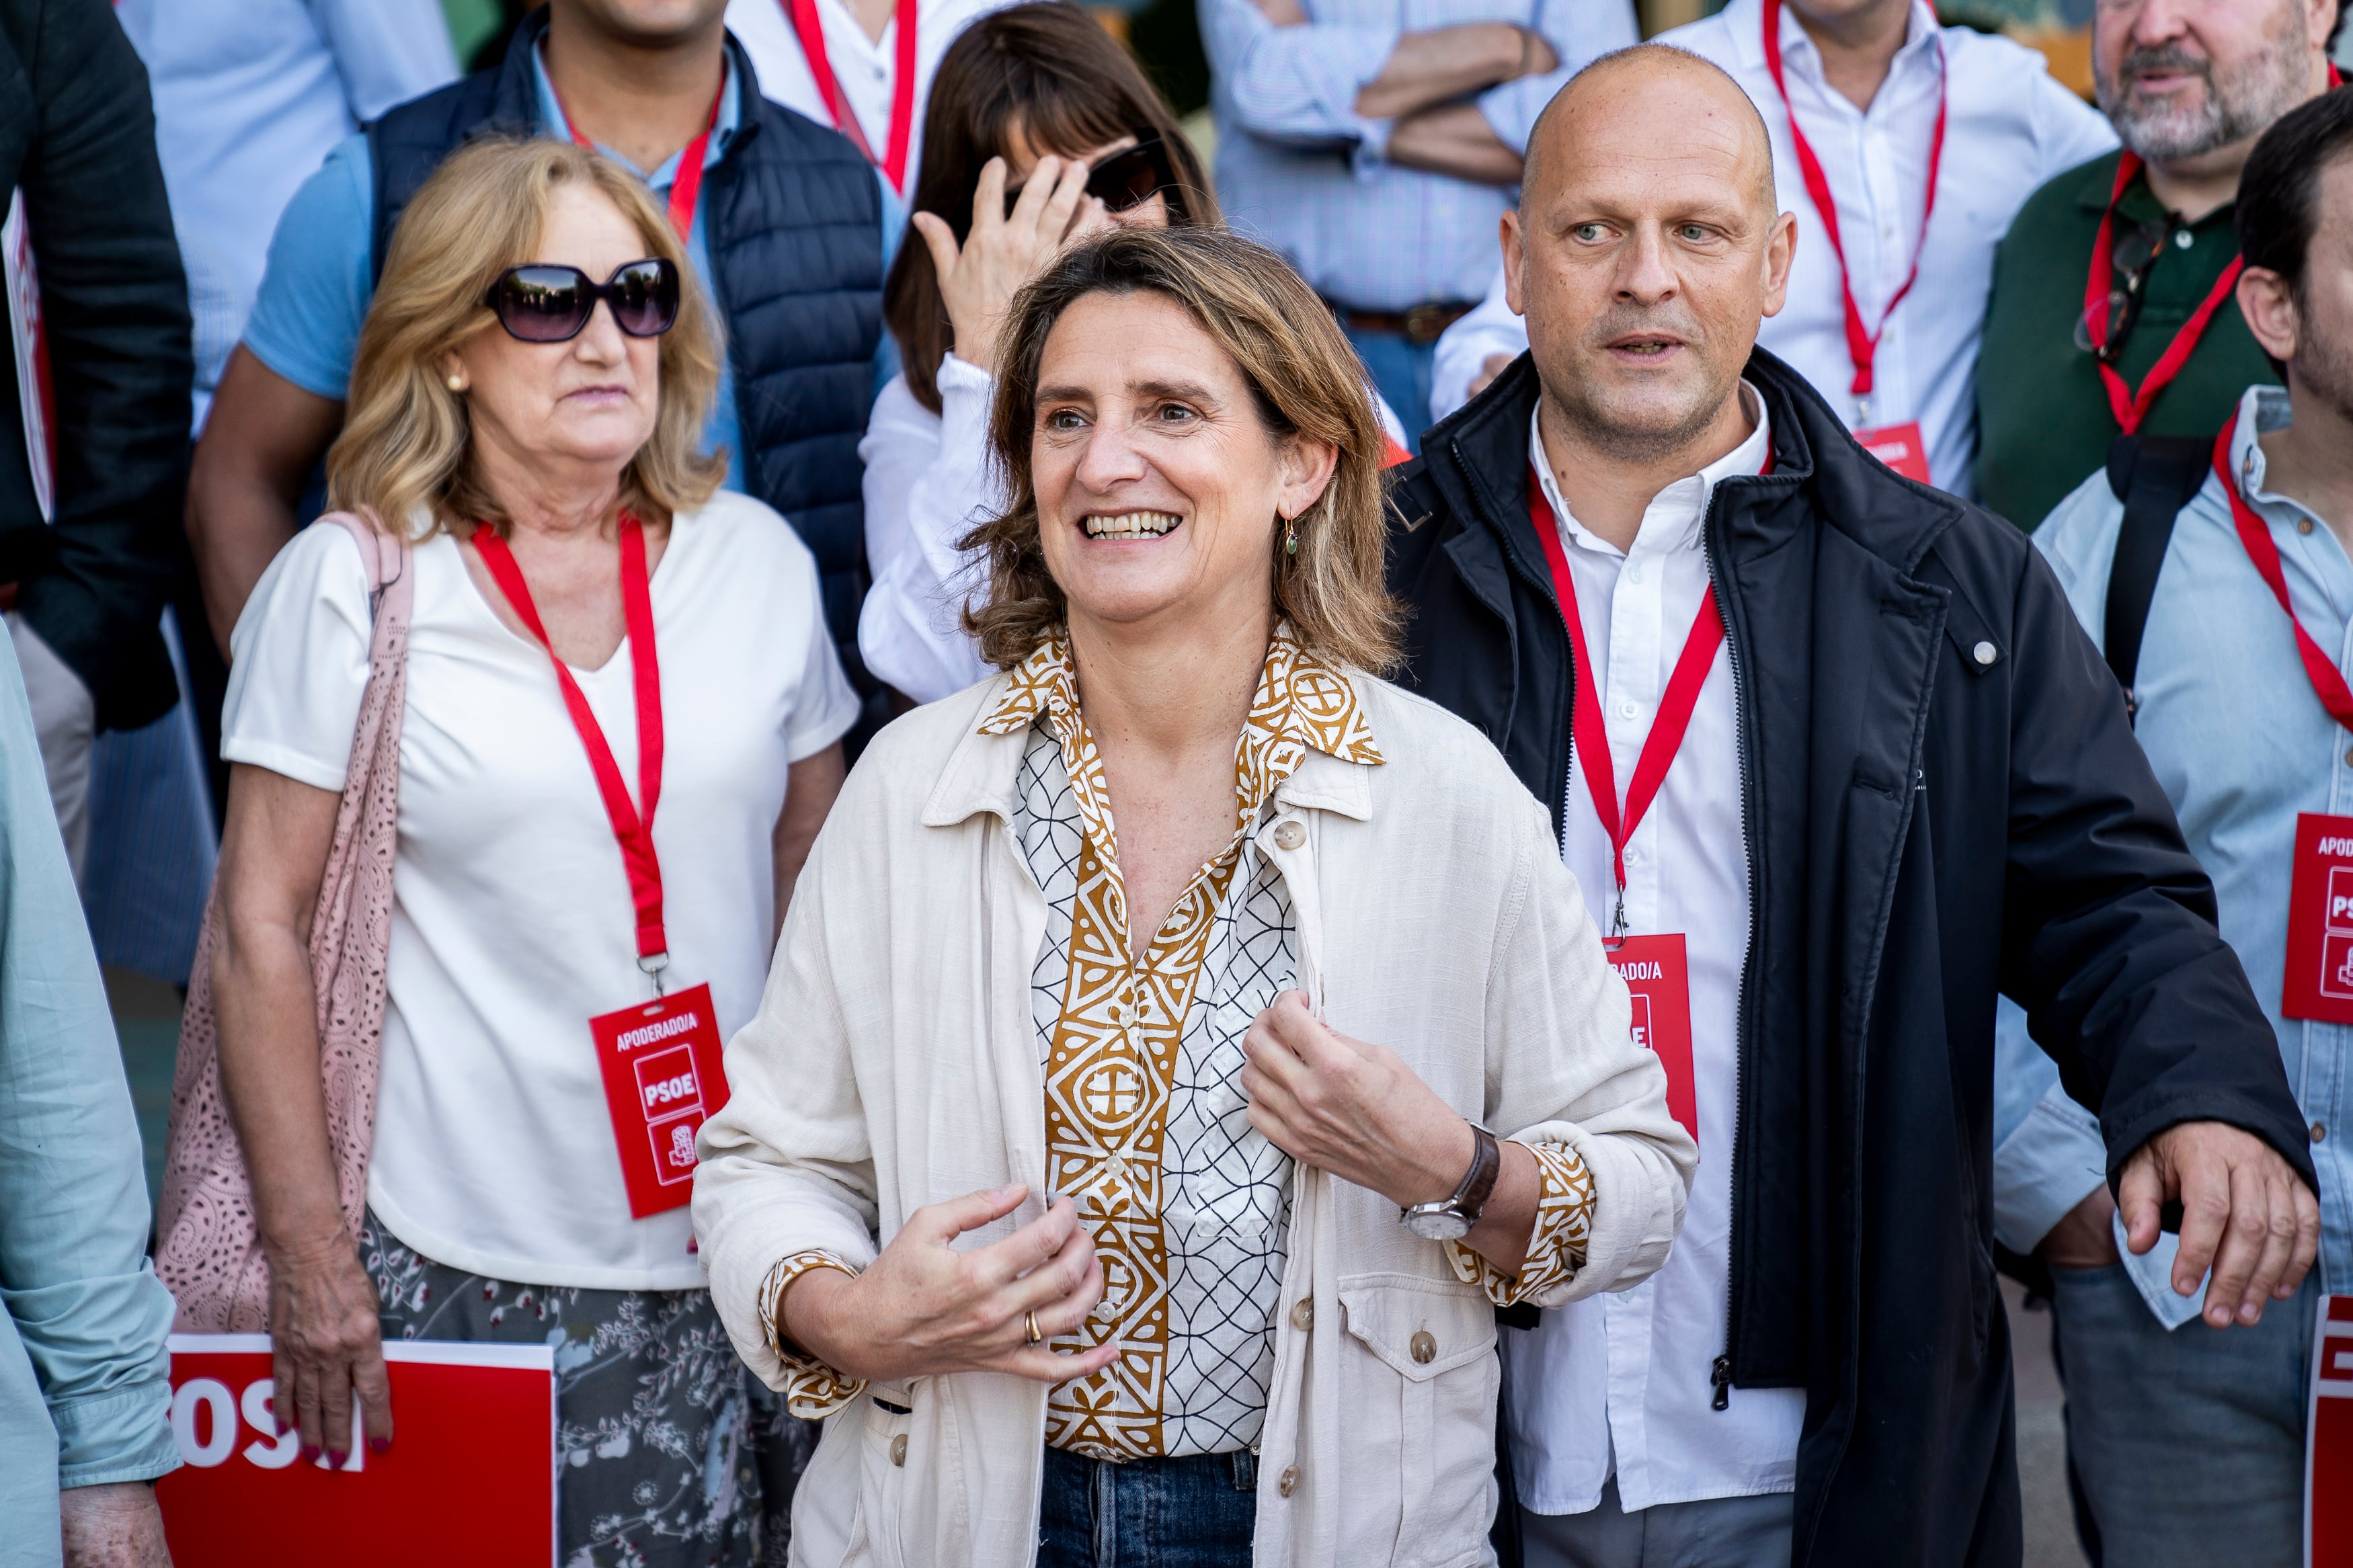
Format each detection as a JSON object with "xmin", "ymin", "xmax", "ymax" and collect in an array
[
  {"xmin": 1279, "ymin": 1465, "xmax": 1300, "ymax": 1497},
  {"xmin": 1290, "ymin": 1298, "xmax": 1314, "ymax": 1331},
  {"xmin": 1410, "ymin": 1329, "xmax": 1437, "ymax": 1364},
  {"xmin": 1273, "ymin": 820, "xmax": 1306, "ymax": 851},
  {"xmin": 2343, "ymin": 747, "xmax": 2352, "ymax": 768},
  {"xmin": 2174, "ymin": 229, "xmax": 2194, "ymax": 250},
  {"xmin": 1619, "ymin": 700, "xmax": 1638, "ymax": 719},
  {"xmin": 890, "ymin": 1434, "xmax": 908, "ymax": 1467},
  {"xmin": 2314, "ymin": 1122, "xmax": 2328, "ymax": 1143},
  {"xmin": 2300, "ymin": 518, "xmax": 2315, "ymax": 536},
  {"xmin": 1624, "ymin": 846, "xmax": 1641, "ymax": 866},
  {"xmin": 1627, "ymin": 564, "xmax": 1644, "ymax": 583},
  {"xmin": 1972, "ymin": 641, "xmax": 1997, "ymax": 666}
]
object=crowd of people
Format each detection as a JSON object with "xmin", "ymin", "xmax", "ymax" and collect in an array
[{"xmin": 2, "ymin": 0, "xmax": 2350, "ymax": 1565}]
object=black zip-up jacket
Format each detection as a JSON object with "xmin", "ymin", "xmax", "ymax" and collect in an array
[
  {"xmin": 0, "ymin": 0, "xmax": 190, "ymax": 729},
  {"xmin": 1387, "ymin": 349, "xmax": 2315, "ymax": 1567}
]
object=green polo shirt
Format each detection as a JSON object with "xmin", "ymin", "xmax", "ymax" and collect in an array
[{"xmin": 1975, "ymin": 149, "xmax": 2278, "ymax": 531}]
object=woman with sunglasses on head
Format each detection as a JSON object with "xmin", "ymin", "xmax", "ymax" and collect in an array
[
  {"xmin": 857, "ymin": 1, "xmax": 1407, "ymax": 707},
  {"xmin": 202, "ymin": 138, "xmax": 856, "ymax": 1566}
]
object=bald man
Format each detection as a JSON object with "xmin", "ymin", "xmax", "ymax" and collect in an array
[{"xmin": 1384, "ymin": 46, "xmax": 2319, "ymax": 1568}]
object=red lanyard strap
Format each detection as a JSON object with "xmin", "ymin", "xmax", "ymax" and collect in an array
[
  {"xmin": 787, "ymin": 0, "xmax": 920, "ymax": 192},
  {"xmin": 1761, "ymin": 0, "xmax": 1946, "ymax": 400},
  {"xmin": 2215, "ymin": 413, "xmax": 2353, "ymax": 735},
  {"xmin": 555, "ymin": 81, "xmax": 723, "ymax": 241},
  {"xmin": 2083, "ymin": 152, "xmax": 2243, "ymax": 437},
  {"xmin": 1528, "ymin": 466, "xmax": 1726, "ymax": 936},
  {"xmin": 472, "ymin": 517, "xmax": 672, "ymax": 971}
]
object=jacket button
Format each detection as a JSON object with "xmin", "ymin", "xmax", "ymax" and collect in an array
[
  {"xmin": 1278, "ymin": 1465, "xmax": 1300, "ymax": 1497},
  {"xmin": 1972, "ymin": 641, "xmax": 1997, "ymax": 666},
  {"xmin": 2314, "ymin": 1122, "xmax": 2327, "ymax": 1143},
  {"xmin": 1410, "ymin": 1329, "xmax": 1437, "ymax": 1364},
  {"xmin": 1273, "ymin": 821, "xmax": 1306, "ymax": 851},
  {"xmin": 890, "ymin": 1434, "xmax": 908, "ymax": 1467},
  {"xmin": 1290, "ymin": 1298, "xmax": 1314, "ymax": 1331}
]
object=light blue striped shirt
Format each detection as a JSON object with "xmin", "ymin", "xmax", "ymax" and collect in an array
[{"xmin": 1200, "ymin": 0, "xmax": 1636, "ymax": 311}]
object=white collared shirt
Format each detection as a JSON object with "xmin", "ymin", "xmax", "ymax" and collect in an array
[
  {"xmin": 1507, "ymin": 390, "xmax": 1808, "ymax": 1514},
  {"xmin": 725, "ymin": 0, "xmax": 1019, "ymax": 196},
  {"xmin": 1429, "ymin": 0, "xmax": 2118, "ymax": 496}
]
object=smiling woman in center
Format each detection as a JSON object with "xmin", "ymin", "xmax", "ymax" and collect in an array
[{"xmin": 696, "ymin": 225, "xmax": 1696, "ymax": 1568}]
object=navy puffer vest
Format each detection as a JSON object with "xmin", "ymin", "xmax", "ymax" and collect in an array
[{"xmin": 368, "ymin": 11, "xmax": 886, "ymax": 733}]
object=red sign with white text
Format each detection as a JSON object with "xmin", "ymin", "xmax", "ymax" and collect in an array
[
  {"xmin": 590, "ymin": 980, "xmax": 731, "ymax": 1218},
  {"xmin": 157, "ymin": 1335, "xmax": 555, "ymax": 1567},
  {"xmin": 2307, "ymin": 1296, "xmax": 2353, "ymax": 1565},
  {"xmin": 2282, "ymin": 814, "xmax": 2353, "ymax": 1026},
  {"xmin": 1611, "ymin": 934, "xmax": 1696, "ymax": 1145},
  {"xmin": 1856, "ymin": 421, "xmax": 1932, "ymax": 485}
]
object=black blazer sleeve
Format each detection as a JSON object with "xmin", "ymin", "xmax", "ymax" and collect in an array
[
  {"xmin": 1996, "ymin": 540, "xmax": 2317, "ymax": 1189},
  {"xmin": 0, "ymin": 0, "xmax": 190, "ymax": 729}
]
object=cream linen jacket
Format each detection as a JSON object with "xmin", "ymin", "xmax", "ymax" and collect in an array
[{"xmin": 694, "ymin": 668, "xmax": 1696, "ymax": 1568}]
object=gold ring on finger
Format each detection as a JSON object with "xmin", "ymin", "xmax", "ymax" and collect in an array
[{"xmin": 1026, "ymin": 1310, "xmax": 1043, "ymax": 1345}]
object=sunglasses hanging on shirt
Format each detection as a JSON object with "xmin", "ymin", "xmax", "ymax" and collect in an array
[{"xmin": 483, "ymin": 258, "xmax": 682, "ymax": 344}]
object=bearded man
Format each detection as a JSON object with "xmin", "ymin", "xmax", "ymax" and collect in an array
[{"xmin": 1974, "ymin": 0, "xmax": 2340, "ymax": 531}]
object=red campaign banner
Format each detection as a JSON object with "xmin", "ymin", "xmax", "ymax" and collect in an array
[
  {"xmin": 2308, "ymin": 1296, "xmax": 2353, "ymax": 1567},
  {"xmin": 590, "ymin": 980, "xmax": 731, "ymax": 1219},
  {"xmin": 157, "ymin": 1334, "xmax": 556, "ymax": 1567},
  {"xmin": 2282, "ymin": 813, "xmax": 2353, "ymax": 1026}
]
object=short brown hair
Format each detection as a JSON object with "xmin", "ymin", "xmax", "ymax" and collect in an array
[
  {"xmin": 965, "ymin": 226, "xmax": 1401, "ymax": 673},
  {"xmin": 884, "ymin": 1, "xmax": 1218, "ymax": 414},
  {"xmin": 327, "ymin": 136, "xmax": 725, "ymax": 539}
]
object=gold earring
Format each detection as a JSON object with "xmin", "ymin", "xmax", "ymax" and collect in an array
[
  {"xmin": 446, "ymin": 374, "xmax": 465, "ymax": 393},
  {"xmin": 1283, "ymin": 513, "xmax": 1298, "ymax": 556}
]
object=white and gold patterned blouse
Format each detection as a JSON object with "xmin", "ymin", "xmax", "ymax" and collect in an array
[{"xmin": 760, "ymin": 630, "xmax": 1596, "ymax": 1450}]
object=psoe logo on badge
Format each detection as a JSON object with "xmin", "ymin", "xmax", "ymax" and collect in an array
[
  {"xmin": 648, "ymin": 1114, "xmax": 702, "ymax": 1184},
  {"xmin": 634, "ymin": 1044, "xmax": 701, "ymax": 1124},
  {"xmin": 2323, "ymin": 867, "xmax": 2353, "ymax": 1001}
]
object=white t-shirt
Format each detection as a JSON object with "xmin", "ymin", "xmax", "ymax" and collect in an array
[{"xmin": 223, "ymin": 493, "xmax": 860, "ymax": 1290}]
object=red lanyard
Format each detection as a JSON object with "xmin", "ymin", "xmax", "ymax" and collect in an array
[
  {"xmin": 2215, "ymin": 411, "xmax": 2353, "ymax": 735},
  {"xmin": 554, "ymin": 81, "xmax": 724, "ymax": 241},
  {"xmin": 1527, "ymin": 454, "xmax": 1769, "ymax": 934},
  {"xmin": 2089, "ymin": 67, "xmax": 2344, "ymax": 435},
  {"xmin": 472, "ymin": 517, "xmax": 672, "ymax": 974},
  {"xmin": 1760, "ymin": 0, "xmax": 1946, "ymax": 401},
  {"xmin": 787, "ymin": 0, "xmax": 920, "ymax": 192}
]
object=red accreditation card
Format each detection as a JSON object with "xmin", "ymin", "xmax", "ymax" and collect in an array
[
  {"xmin": 2309, "ymin": 1296, "xmax": 2353, "ymax": 1566},
  {"xmin": 2281, "ymin": 814, "xmax": 2353, "ymax": 1025},
  {"xmin": 1854, "ymin": 421, "xmax": 1932, "ymax": 485},
  {"xmin": 590, "ymin": 981, "xmax": 731, "ymax": 1219},
  {"xmin": 1610, "ymin": 934, "xmax": 1697, "ymax": 1145},
  {"xmin": 157, "ymin": 1335, "xmax": 555, "ymax": 1567}
]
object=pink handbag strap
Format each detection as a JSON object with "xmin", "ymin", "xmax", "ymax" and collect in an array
[{"xmin": 156, "ymin": 513, "xmax": 413, "ymax": 1331}]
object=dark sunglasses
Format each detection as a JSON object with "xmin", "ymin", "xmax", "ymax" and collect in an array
[
  {"xmin": 2073, "ymin": 216, "xmax": 2176, "ymax": 364},
  {"xmin": 1004, "ymin": 134, "xmax": 1186, "ymax": 223},
  {"xmin": 482, "ymin": 258, "xmax": 681, "ymax": 343}
]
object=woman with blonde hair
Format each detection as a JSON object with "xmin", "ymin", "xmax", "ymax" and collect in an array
[
  {"xmin": 206, "ymin": 136, "xmax": 856, "ymax": 1563},
  {"xmin": 696, "ymin": 224, "xmax": 1694, "ymax": 1567}
]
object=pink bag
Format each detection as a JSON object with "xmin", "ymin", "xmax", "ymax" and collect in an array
[{"xmin": 156, "ymin": 514, "xmax": 413, "ymax": 1331}]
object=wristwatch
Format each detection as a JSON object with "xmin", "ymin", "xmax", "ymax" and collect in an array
[{"xmin": 1400, "ymin": 1123, "xmax": 1502, "ymax": 1241}]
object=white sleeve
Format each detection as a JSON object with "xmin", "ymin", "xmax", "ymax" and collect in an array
[
  {"xmin": 220, "ymin": 522, "xmax": 375, "ymax": 793},
  {"xmin": 785, "ymin": 556, "xmax": 865, "ymax": 763},
  {"xmin": 2028, "ymin": 64, "xmax": 2122, "ymax": 191},
  {"xmin": 1429, "ymin": 264, "xmax": 1529, "ymax": 425},
  {"xmin": 311, "ymin": 0, "xmax": 461, "ymax": 121},
  {"xmin": 856, "ymin": 359, "xmax": 1001, "ymax": 704}
]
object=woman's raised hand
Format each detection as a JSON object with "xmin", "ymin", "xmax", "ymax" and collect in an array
[
  {"xmin": 780, "ymin": 1184, "xmax": 1116, "ymax": 1386},
  {"xmin": 910, "ymin": 156, "xmax": 1111, "ymax": 377}
]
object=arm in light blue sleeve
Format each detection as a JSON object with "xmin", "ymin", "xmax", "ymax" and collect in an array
[
  {"xmin": 1199, "ymin": 0, "xmax": 1401, "ymax": 153},
  {"xmin": 0, "ymin": 633, "xmax": 179, "ymax": 1492},
  {"xmin": 1474, "ymin": 0, "xmax": 1637, "ymax": 154},
  {"xmin": 1990, "ymin": 996, "xmax": 2108, "ymax": 1253},
  {"xmin": 241, "ymin": 133, "xmax": 377, "ymax": 402},
  {"xmin": 312, "ymin": 0, "xmax": 461, "ymax": 121}
]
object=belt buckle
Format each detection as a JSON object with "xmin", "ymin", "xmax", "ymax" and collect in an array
[{"xmin": 1402, "ymin": 302, "xmax": 1452, "ymax": 344}]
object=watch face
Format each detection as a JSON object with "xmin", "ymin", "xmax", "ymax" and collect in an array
[{"xmin": 1402, "ymin": 1206, "xmax": 1472, "ymax": 1242}]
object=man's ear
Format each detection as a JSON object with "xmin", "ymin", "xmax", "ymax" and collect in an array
[
  {"xmin": 1501, "ymin": 210, "xmax": 1527, "ymax": 318},
  {"xmin": 1759, "ymin": 209, "xmax": 1798, "ymax": 321},
  {"xmin": 2237, "ymin": 266, "xmax": 2300, "ymax": 364}
]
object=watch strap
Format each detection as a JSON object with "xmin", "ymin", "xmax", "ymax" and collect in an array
[{"xmin": 1451, "ymin": 1124, "xmax": 1502, "ymax": 1227}]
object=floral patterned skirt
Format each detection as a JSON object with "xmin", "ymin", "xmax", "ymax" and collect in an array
[{"xmin": 362, "ymin": 1211, "xmax": 815, "ymax": 1568}]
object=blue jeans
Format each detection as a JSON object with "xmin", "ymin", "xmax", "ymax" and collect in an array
[
  {"xmin": 1037, "ymin": 1445, "xmax": 1257, "ymax": 1568},
  {"xmin": 2050, "ymin": 1263, "xmax": 2316, "ymax": 1567},
  {"xmin": 1518, "ymin": 1475, "xmax": 1794, "ymax": 1568},
  {"xmin": 1342, "ymin": 323, "xmax": 1436, "ymax": 454}
]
